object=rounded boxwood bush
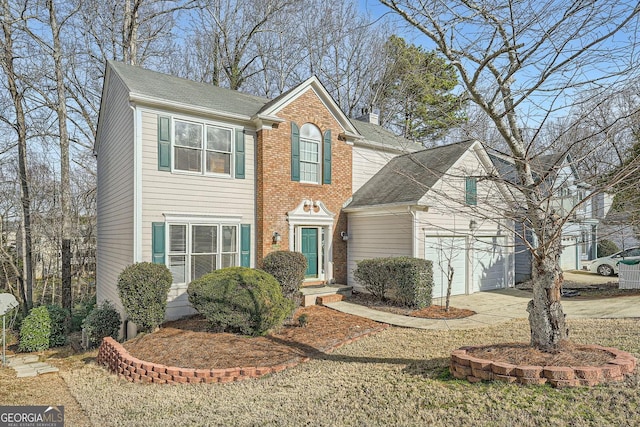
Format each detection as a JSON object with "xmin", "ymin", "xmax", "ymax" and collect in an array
[
  {"xmin": 261, "ymin": 250, "xmax": 307, "ymax": 304},
  {"xmin": 82, "ymin": 301, "xmax": 121, "ymax": 347},
  {"xmin": 188, "ymin": 267, "xmax": 294, "ymax": 336},
  {"xmin": 117, "ymin": 262, "xmax": 172, "ymax": 332},
  {"xmin": 45, "ymin": 304, "xmax": 69, "ymax": 348},
  {"xmin": 19, "ymin": 306, "xmax": 51, "ymax": 352}
]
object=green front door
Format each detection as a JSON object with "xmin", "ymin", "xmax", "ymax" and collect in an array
[{"xmin": 301, "ymin": 228, "xmax": 319, "ymax": 277}]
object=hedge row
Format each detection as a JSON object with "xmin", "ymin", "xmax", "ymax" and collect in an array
[{"xmin": 354, "ymin": 257, "xmax": 433, "ymax": 308}]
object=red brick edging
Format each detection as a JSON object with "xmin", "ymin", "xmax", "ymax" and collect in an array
[
  {"xmin": 450, "ymin": 344, "xmax": 637, "ymax": 387},
  {"xmin": 96, "ymin": 324, "xmax": 389, "ymax": 384}
]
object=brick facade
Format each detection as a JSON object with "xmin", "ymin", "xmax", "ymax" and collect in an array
[{"xmin": 256, "ymin": 88, "xmax": 352, "ymax": 284}]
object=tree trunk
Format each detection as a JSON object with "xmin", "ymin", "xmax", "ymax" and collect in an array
[
  {"xmin": 2, "ymin": 0, "xmax": 34, "ymax": 314},
  {"xmin": 527, "ymin": 245, "xmax": 568, "ymax": 351},
  {"xmin": 47, "ymin": 0, "xmax": 73, "ymax": 322},
  {"xmin": 445, "ymin": 264, "xmax": 454, "ymax": 312}
]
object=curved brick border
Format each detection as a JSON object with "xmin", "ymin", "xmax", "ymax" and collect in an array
[
  {"xmin": 450, "ymin": 344, "xmax": 637, "ymax": 387},
  {"xmin": 96, "ymin": 324, "xmax": 389, "ymax": 384}
]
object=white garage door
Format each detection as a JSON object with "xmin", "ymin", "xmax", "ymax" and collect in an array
[
  {"xmin": 425, "ymin": 237, "xmax": 467, "ymax": 299},
  {"xmin": 560, "ymin": 236, "xmax": 577, "ymax": 271},
  {"xmin": 474, "ymin": 237, "xmax": 507, "ymax": 291}
]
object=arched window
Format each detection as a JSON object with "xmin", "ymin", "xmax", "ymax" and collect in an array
[{"xmin": 299, "ymin": 123, "xmax": 322, "ymax": 183}]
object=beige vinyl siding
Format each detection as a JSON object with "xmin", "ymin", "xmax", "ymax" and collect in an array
[
  {"xmin": 347, "ymin": 212, "xmax": 413, "ymax": 288},
  {"xmin": 139, "ymin": 110, "xmax": 256, "ymax": 319},
  {"xmin": 352, "ymin": 145, "xmax": 399, "ymax": 192},
  {"xmin": 96, "ymin": 72, "xmax": 135, "ymax": 316}
]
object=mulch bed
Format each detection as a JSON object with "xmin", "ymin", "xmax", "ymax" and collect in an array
[
  {"xmin": 466, "ymin": 341, "xmax": 614, "ymax": 366},
  {"xmin": 347, "ymin": 291, "xmax": 476, "ymax": 319},
  {"xmin": 122, "ymin": 306, "xmax": 387, "ymax": 370}
]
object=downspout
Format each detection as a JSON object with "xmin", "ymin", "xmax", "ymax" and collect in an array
[{"xmin": 409, "ymin": 206, "xmax": 417, "ymax": 258}]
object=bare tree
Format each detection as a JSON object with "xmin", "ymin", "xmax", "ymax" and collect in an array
[
  {"xmin": 381, "ymin": 0, "xmax": 640, "ymax": 350},
  {"xmin": 0, "ymin": 0, "xmax": 35, "ymax": 314}
]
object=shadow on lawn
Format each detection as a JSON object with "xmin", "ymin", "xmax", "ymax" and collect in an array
[{"xmin": 265, "ymin": 335, "xmax": 452, "ymax": 380}]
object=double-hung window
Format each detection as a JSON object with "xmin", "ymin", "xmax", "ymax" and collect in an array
[
  {"xmin": 173, "ymin": 119, "xmax": 233, "ymax": 176},
  {"xmin": 167, "ymin": 223, "xmax": 239, "ymax": 285},
  {"xmin": 299, "ymin": 124, "xmax": 322, "ymax": 183}
]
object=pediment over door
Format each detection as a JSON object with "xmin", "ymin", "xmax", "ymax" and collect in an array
[{"xmin": 287, "ymin": 199, "xmax": 335, "ymax": 226}]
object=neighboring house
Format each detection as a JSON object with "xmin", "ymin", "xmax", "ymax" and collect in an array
[
  {"xmin": 599, "ymin": 209, "xmax": 640, "ymax": 252},
  {"xmin": 490, "ymin": 152, "xmax": 603, "ymax": 282},
  {"xmin": 344, "ymin": 140, "xmax": 516, "ymax": 299},
  {"xmin": 95, "ymin": 61, "xmax": 412, "ymax": 321}
]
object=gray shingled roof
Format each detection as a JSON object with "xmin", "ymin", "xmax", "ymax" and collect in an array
[
  {"xmin": 347, "ymin": 140, "xmax": 476, "ymax": 208},
  {"xmin": 108, "ymin": 61, "xmax": 269, "ymax": 117},
  {"xmin": 350, "ymin": 119, "xmax": 421, "ymax": 152}
]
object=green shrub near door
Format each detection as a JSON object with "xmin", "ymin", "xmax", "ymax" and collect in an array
[{"xmin": 188, "ymin": 267, "xmax": 294, "ymax": 336}]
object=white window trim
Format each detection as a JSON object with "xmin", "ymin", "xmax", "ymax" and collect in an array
[
  {"xmin": 166, "ymin": 220, "xmax": 241, "ymax": 287},
  {"xmin": 171, "ymin": 116, "xmax": 236, "ymax": 178},
  {"xmin": 299, "ymin": 123, "xmax": 322, "ymax": 184}
]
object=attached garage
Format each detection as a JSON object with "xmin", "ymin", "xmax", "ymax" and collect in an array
[
  {"xmin": 473, "ymin": 236, "xmax": 508, "ymax": 291},
  {"xmin": 345, "ymin": 140, "xmax": 515, "ymax": 297},
  {"xmin": 425, "ymin": 236, "xmax": 467, "ymax": 298}
]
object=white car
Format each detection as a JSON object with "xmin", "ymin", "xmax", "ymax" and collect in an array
[{"xmin": 589, "ymin": 247, "xmax": 640, "ymax": 276}]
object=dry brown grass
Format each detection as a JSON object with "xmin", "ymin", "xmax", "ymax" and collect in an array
[
  {"xmin": 58, "ymin": 318, "xmax": 640, "ymax": 426},
  {"xmin": 3, "ymin": 316, "xmax": 640, "ymax": 426}
]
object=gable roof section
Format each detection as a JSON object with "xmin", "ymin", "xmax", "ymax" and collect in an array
[
  {"xmin": 106, "ymin": 60, "xmax": 270, "ymax": 119},
  {"xmin": 350, "ymin": 119, "xmax": 421, "ymax": 153},
  {"xmin": 258, "ymin": 76, "xmax": 361, "ymax": 141},
  {"xmin": 346, "ymin": 140, "xmax": 476, "ymax": 209}
]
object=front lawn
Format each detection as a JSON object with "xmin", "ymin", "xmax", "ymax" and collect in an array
[{"xmin": 4, "ymin": 317, "xmax": 634, "ymax": 426}]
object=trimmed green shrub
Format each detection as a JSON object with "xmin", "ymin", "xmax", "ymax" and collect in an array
[
  {"xmin": 597, "ymin": 239, "xmax": 619, "ymax": 258},
  {"xmin": 188, "ymin": 267, "xmax": 294, "ymax": 336},
  {"xmin": 45, "ymin": 304, "xmax": 69, "ymax": 348},
  {"xmin": 117, "ymin": 262, "xmax": 172, "ymax": 332},
  {"xmin": 354, "ymin": 258, "xmax": 389, "ymax": 300},
  {"xmin": 354, "ymin": 257, "xmax": 433, "ymax": 308},
  {"xmin": 71, "ymin": 294, "xmax": 96, "ymax": 332},
  {"xmin": 19, "ymin": 306, "xmax": 51, "ymax": 352},
  {"xmin": 82, "ymin": 301, "xmax": 121, "ymax": 347},
  {"xmin": 261, "ymin": 250, "xmax": 307, "ymax": 304}
]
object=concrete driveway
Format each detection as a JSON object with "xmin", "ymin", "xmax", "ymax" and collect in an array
[{"xmin": 325, "ymin": 271, "xmax": 639, "ymax": 329}]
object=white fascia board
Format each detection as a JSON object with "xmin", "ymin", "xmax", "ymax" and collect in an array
[
  {"xmin": 251, "ymin": 113, "xmax": 286, "ymax": 130},
  {"xmin": 129, "ymin": 93, "xmax": 253, "ymax": 123},
  {"xmin": 260, "ymin": 76, "xmax": 361, "ymax": 137}
]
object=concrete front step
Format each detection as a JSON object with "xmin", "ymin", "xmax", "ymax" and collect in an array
[{"xmin": 299, "ymin": 284, "xmax": 352, "ymax": 307}]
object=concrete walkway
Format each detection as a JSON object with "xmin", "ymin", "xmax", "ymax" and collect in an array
[
  {"xmin": 324, "ymin": 287, "xmax": 640, "ymax": 330},
  {"xmin": 4, "ymin": 354, "xmax": 59, "ymax": 378}
]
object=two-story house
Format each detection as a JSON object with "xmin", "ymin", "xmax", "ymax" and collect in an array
[
  {"xmin": 96, "ymin": 61, "xmax": 414, "ymax": 320},
  {"xmin": 96, "ymin": 61, "xmax": 516, "ymax": 322}
]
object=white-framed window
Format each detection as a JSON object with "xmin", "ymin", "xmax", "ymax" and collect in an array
[
  {"xmin": 167, "ymin": 223, "xmax": 239, "ymax": 285},
  {"xmin": 173, "ymin": 119, "xmax": 233, "ymax": 176},
  {"xmin": 299, "ymin": 123, "xmax": 321, "ymax": 183}
]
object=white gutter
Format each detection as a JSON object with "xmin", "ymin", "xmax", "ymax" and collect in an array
[{"xmin": 129, "ymin": 93, "xmax": 253, "ymax": 123}]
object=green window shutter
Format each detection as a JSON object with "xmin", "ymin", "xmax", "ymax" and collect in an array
[
  {"xmin": 323, "ymin": 129, "xmax": 332, "ymax": 184},
  {"xmin": 240, "ymin": 224, "xmax": 251, "ymax": 267},
  {"xmin": 291, "ymin": 122, "xmax": 300, "ymax": 182},
  {"xmin": 235, "ymin": 128, "xmax": 245, "ymax": 179},
  {"xmin": 466, "ymin": 177, "xmax": 477, "ymax": 205},
  {"xmin": 152, "ymin": 222, "xmax": 166, "ymax": 264},
  {"xmin": 157, "ymin": 116, "xmax": 171, "ymax": 171}
]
